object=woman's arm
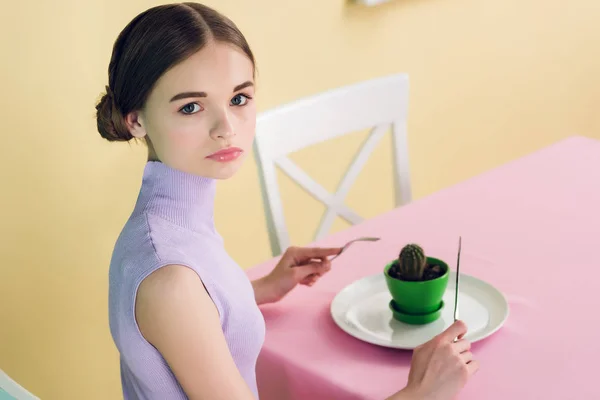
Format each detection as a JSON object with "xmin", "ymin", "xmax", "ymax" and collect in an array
[
  {"xmin": 250, "ymin": 246, "xmax": 342, "ymax": 305},
  {"xmin": 385, "ymin": 388, "xmax": 419, "ymax": 400},
  {"xmin": 136, "ymin": 265, "xmax": 256, "ymax": 400},
  {"xmin": 386, "ymin": 320, "xmax": 478, "ymax": 400},
  {"xmin": 251, "ymin": 276, "xmax": 279, "ymax": 305}
]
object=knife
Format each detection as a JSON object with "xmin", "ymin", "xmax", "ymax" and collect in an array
[{"xmin": 454, "ymin": 236, "xmax": 461, "ymax": 322}]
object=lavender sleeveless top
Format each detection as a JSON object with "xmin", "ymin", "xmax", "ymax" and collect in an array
[{"xmin": 108, "ymin": 161, "xmax": 266, "ymax": 399}]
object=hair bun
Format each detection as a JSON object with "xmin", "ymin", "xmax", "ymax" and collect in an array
[{"xmin": 95, "ymin": 86, "xmax": 134, "ymax": 142}]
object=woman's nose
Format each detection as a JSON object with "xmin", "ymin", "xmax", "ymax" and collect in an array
[{"xmin": 209, "ymin": 110, "xmax": 235, "ymax": 140}]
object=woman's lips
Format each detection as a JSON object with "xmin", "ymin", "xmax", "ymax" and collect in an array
[{"xmin": 206, "ymin": 147, "xmax": 243, "ymax": 162}]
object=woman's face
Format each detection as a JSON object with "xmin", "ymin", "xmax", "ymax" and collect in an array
[{"xmin": 127, "ymin": 40, "xmax": 256, "ymax": 179}]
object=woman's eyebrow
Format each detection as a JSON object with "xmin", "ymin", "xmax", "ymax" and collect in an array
[
  {"xmin": 233, "ymin": 81, "xmax": 253, "ymax": 92},
  {"xmin": 169, "ymin": 81, "xmax": 254, "ymax": 102}
]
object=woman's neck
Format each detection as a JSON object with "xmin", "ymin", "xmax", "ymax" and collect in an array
[{"xmin": 133, "ymin": 160, "xmax": 217, "ymax": 233}]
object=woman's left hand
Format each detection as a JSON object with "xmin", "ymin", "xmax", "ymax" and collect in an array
[{"xmin": 254, "ymin": 246, "xmax": 342, "ymax": 304}]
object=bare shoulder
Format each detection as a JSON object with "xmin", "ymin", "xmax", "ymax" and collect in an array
[
  {"xmin": 137, "ymin": 265, "xmax": 205, "ymax": 305},
  {"xmin": 134, "ymin": 264, "xmax": 254, "ymax": 399},
  {"xmin": 135, "ymin": 264, "xmax": 215, "ymax": 343}
]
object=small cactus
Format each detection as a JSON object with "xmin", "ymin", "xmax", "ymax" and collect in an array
[{"xmin": 395, "ymin": 243, "xmax": 426, "ymax": 281}]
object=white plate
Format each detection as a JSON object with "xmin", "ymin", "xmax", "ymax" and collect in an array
[{"xmin": 330, "ymin": 271, "xmax": 509, "ymax": 349}]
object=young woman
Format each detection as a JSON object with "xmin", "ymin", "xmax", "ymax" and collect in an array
[{"xmin": 96, "ymin": 3, "xmax": 479, "ymax": 399}]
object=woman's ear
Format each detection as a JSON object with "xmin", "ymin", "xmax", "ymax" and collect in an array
[{"xmin": 125, "ymin": 110, "xmax": 147, "ymax": 139}]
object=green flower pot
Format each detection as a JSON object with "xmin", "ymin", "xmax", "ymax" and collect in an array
[
  {"xmin": 389, "ymin": 300, "xmax": 445, "ymax": 325},
  {"xmin": 384, "ymin": 257, "xmax": 449, "ymax": 318}
]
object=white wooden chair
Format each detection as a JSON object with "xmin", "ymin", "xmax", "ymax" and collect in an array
[
  {"xmin": 0, "ymin": 369, "xmax": 40, "ymax": 399},
  {"xmin": 253, "ymin": 73, "xmax": 412, "ymax": 256}
]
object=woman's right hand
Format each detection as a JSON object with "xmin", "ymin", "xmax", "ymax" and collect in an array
[{"xmin": 393, "ymin": 320, "xmax": 479, "ymax": 400}]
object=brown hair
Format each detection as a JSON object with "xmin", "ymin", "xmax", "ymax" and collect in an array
[{"xmin": 95, "ymin": 2, "xmax": 255, "ymax": 142}]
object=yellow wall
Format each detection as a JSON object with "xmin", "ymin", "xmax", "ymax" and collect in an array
[{"xmin": 1, "ymin": 0, "xmax": 598, "ymax": 398}]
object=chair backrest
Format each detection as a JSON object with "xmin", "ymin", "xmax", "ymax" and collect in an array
[
  {"xmin": 0, "ymin": 369, "xmax": 40, "ymax": 399},
  {"xmin": 253, "ymin": 73, "xmax": 412, "ymax": 256}
]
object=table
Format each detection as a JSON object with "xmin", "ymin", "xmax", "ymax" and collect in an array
[{"xmin": 246, "ymin": 136, "xmax": 600, "ymax": 400}]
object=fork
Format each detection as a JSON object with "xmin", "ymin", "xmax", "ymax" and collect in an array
[{"xmin": 328, "ymin": 236, "xmax": 381, "ymax": 261}]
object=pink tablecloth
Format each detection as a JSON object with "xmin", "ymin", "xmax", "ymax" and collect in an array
[{"xmin": 246, "ymin": 136, "xmax": 600, "ymax": 400}]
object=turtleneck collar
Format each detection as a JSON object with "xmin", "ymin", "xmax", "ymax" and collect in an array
[{"xmin": 133, "ymin": 161, "xmax": 217, "ymax": 233}]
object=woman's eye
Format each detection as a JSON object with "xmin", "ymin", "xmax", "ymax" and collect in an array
[
  {"xmin": 230, "ymin": 94, "xmax": 249, "ymax": 106},
  {"xmin": 180, "ymin": 103, "xmax": 201, "ymax": 114}
]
